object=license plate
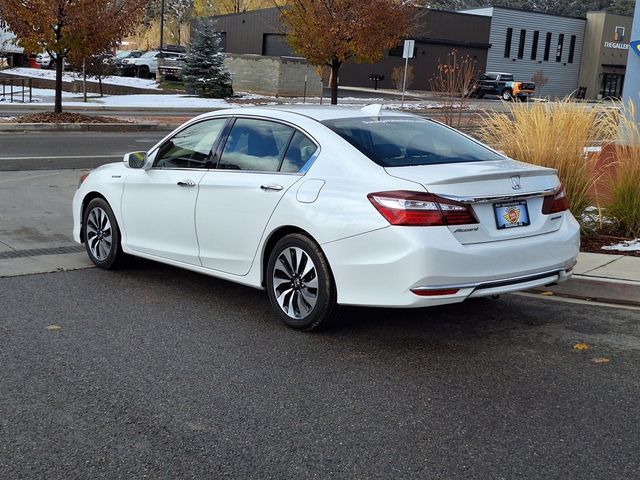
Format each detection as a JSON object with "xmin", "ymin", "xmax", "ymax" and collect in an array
[{"xmin": 494, "ymin": 201, "xmax": 530, "ymax": 229}]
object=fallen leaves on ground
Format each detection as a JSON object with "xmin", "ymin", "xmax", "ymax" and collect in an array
[
  {"xmin": 15, "ymin": 112, "xmax": 129, "ymax": 124},
  {"xmin": 573, "ymin": 342, "xmax": 589, "ymax": 351},
  {"xmin": 540, "ymin": 291, "xmax": 555, "ymax": 296},
  {"xmin": 46, "ymin": 324, "xmax": 61, "ymax": 331},
  {"xmin": 592, "ymin": 357, "xmax": 610, "ymax": 364}
]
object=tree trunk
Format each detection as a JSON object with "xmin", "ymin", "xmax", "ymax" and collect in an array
[
  {"xmin": 83, "ymin": 59, "xmax": 87, "ymax": 103},
  {"xmin": 330, "ymin": 59, "xmax": 341, "ymax": 105},
  {"xmin": 54, "ymin": 55, "xmax": 63, "ymax": 114}
]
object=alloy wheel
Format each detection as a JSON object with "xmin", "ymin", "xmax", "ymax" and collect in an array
[
  {"xmin": 271, "ymin": 247, "xmax": 319, "ymax": 319},
  {"xmin": 86, "ymin": 206, "xmax": 113, "ymax": 261}
]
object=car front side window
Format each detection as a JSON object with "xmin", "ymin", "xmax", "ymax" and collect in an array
[{"xmin": 154, "ymin": 118, "xmax": 227, "ymax": 169}]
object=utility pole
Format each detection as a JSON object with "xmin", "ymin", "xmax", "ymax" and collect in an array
[
  {"xmin": 622, "ymin": 1, "xmax": 640, "ymax": 126},
  {"xmin": 159, "ymin": 0, "xmax": 165, "ymax": 53}
]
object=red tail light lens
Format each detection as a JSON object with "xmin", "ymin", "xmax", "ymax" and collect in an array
[
  {"xmin": 368, "ymin": 191, "xmax": 478, "ymax": 226},
  {"xmin": 542, "ymin": 186, "xmax": 569, "ymax": 214}
]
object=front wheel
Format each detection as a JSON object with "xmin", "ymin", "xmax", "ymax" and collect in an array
[
  {"xmin": 266, "ymin": 234, "xmax": 338, "ymax": 331},
  {"xmin": 82, "ymin": 198, "xmax": 124, "ymax": 269}
]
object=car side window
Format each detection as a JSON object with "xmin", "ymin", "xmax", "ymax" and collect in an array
[
  {"xmin": 218, "ymin": 118, "xmax": 295, "ymax": 172},
  {"xmin": 154, "ymin": 118, "xmax": 227, "ymax": 169},
  {"xmin": 281, "ymin": 132, "xmax": 318, "ymax": 173}
]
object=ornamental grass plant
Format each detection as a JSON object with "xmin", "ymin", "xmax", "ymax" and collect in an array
[
  {"xmin": 480, "ymin": 99, "xmax": 615, "ymax": 223},
  {"xmin": 603, "ymin": 104, "xmax": 640, "ymax": 238}
]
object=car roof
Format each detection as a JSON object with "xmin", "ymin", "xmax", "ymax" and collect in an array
[{"xmin": 204, "ymin": 105, "xmax": 417, "ymax": 123}]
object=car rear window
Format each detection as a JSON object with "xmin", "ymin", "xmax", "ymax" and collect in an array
[
  {"xmin": 322, "ymin": 116, "xmax": 504, "ymax": 167},
  {"xmin": 501, "ymin": 74, "xmax": 514, "ymax": 81}
]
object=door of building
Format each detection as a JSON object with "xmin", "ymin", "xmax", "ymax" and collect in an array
[{"xmin": 600, "ymin": 73, "xmax": 625, "ymax": 99}]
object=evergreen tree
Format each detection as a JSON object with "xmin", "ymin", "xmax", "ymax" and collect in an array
[{"xmin": 182, "ymin": 22, "xmax": 232, "ymax": 98}]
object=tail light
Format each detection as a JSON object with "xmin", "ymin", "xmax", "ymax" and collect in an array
[
  {"xmin": 368, "ymin": 191, "xmax": 478, "ymax": 226},
  {"xmin": 542, "ymin": 186, "xmax": 569, "ymax": 214}
]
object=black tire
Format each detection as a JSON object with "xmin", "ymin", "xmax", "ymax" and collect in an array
[
  {"xmin": 501, "ymin": 89, "xmax": 513, "ymax": 101},
  {"xmin": 138, "ymin": 66, "xmax": 150, "ymax": 79},
  {"xmin": 266, "ymin": 233, "xmax": 338, "ymax": 331},
  {"xmin": 82, "ymin": 197, "xmax": 125, "ymax": 269}
]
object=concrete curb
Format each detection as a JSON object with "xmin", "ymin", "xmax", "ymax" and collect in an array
[
  {"xmin": 531, "ymin": 275, "xmax": 640, "ymax": 307},
  {"xmin": 0, "ymin": 123, "xmax": 180, "ymax": 132}
]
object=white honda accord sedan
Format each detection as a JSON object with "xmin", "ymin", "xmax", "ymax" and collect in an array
[{"xmin": 72, "ymin": 106, "xmax": 580, "ymax": 330}]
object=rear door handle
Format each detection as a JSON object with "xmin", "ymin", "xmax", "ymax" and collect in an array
[
  {"xmin": 260, "ymin": 184, "xmax": 284, "ymax": 191},
  {"xmin": 177, "ymin": 180, "xmax": 196, "ymax": 187}
]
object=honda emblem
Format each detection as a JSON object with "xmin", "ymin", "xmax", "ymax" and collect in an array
[{"xmin": 510, "ymin": 175, "xmax": 522, "ymax": 190}]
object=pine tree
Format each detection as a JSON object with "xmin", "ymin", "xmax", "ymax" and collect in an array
[{"xmin": 183, "ymin": 22, "xmax": 232, "ymax": 98}]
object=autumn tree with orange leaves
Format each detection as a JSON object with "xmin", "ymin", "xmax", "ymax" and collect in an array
[
  {"xmin": 281, "ymin": 0, "xmax": 410, "ymax": 104},
  {"xmin": 0, "ymin": 0, "xmax": 146, "ymax": 113}
]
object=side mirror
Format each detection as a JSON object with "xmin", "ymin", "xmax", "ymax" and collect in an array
[{"xmin": 123, "ymin": 151, "xmax": 148, "ymax": 169}]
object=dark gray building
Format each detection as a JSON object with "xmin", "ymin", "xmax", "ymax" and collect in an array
[
  {"xmin": 196, "ymin": 7, "xmax": 491, "ymax": 92},
  {"xmin": 463, "ymin": 7, "xmax": 587, "ymax": 98}
]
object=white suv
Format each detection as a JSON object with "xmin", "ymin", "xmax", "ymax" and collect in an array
[{"xmin": 123, "ymin": 50, "xmax": 184, "ymax": 79}]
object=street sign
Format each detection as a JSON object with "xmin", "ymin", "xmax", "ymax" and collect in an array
[
  {"xmin": 631, "ymin": 40, "xmax": 640, "ymax": 57},
  {"xmin": 402, "ymin": 39, "xmax": 415, "ymax": 59}
]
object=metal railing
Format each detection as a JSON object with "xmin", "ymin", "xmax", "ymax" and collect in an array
[{"xmin": 0, "ymin": 78, "xmax": 33, "ymax": 103}]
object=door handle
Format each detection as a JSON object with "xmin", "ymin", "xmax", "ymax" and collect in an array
[
  {"xmin": 177, "ymin": 180, "xmax": 196, "ymax": 187},
  {"xmin": 260, "ymin": 184, "xmax": 284, "ymax": 192}
]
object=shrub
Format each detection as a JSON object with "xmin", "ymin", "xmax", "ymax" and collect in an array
[
  {"xmin": 480, "ymin": 99, "xmax": 615, "ymax": 222},
  {"xmin": 391, "ymin": 65, "xmax": 413, "ymax": 92}
]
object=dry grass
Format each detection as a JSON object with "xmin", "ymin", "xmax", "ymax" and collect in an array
[
  {"xmin": 603, "ymin": 105, "xmax": 640, "ymax": 237},
  {"xmin": 480, "ymin": 99, "xmax": 615, "ymax": 220}
]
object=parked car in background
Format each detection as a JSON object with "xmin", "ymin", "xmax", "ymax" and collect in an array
[
  {"xmin": 122, "ymin": 50, "xmax": 185, "ymax": 79},
  {"xmin": 72, "ymin": 106, "xmax": 579, "ymax": 331},
  {"xmin": 35, "ymin": 52, "xmax": 70, "ymax": 70},
  {"xmin": 472, "ymin": 72, "xmax": 536, "ymax": 101},
  {"xmin": 157, "ymin": 56, "xmax": 186, "ymax": 81},
  {"xmin": 112, "ymin": 50, "xmax": 143, "ymax": 73}
]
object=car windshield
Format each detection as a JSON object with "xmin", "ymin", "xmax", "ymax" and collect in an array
[
  {"xmin": 116, "ymin": 51, "xmax": 130, "ymax": 58},
  {"xmin": 322, "ymin": 116, "xmax": 504, "ymax": 167},
  {"xmin": 140, "ymin": 51, "xmax": 158, "ymax": 58}
]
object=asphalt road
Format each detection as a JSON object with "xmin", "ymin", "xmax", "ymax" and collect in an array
[
  {"xmin": 1, "ymin": 262, "xmax": 639, "ymax": 479},
  {"xmin": 0, "ymin": 131, "xmax": 171, "ymax": 170}
]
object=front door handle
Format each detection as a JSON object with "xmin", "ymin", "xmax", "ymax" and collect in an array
[
  {"xmin": 260, "ymin": 184, "xmax": 284, "ymax": 192},
  {"xmin": 177, "ymin": 180, "xmax": 196, "ymax": 187}
]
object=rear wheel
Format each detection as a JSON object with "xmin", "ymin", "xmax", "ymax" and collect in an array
[
  {"xmin": 266, "ymin": 234, "xmax": 338, "ymax": 331},
  {"xmin": 82, "ymin": 198, "xmax": 124, "ymax": 269},
  {"xmin": 501, "ymin": 89, "xmax": 513, "ymax": 101}
]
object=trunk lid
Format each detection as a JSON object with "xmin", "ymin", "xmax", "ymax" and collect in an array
[{"xmin": 385, "ymin": 159, "xmax": 564, "ymax": 244}]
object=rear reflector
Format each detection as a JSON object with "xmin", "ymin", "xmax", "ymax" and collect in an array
[
  {"xmin": 411, "ymin": 288, "xmax": 460, "ymax": 296},
  {"xmin": 368, "ymin": 191, "xmax": 478, "ymax": 226},
  {"xmin": 542, "ymin": 185, "xmax": 569, "ymax": 214}
]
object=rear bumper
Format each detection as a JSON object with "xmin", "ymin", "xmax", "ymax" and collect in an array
[{"xmin": 322, "ymin": 213, "xmax": 580, "ymax": 307}]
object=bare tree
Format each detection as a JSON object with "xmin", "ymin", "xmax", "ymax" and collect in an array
[{"xmin": 430, "ymin": 50, "xmax": 479, "ymax": 129}]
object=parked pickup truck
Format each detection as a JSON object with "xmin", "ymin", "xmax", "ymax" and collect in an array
[{"xmin": 471, "ymin": 72, "xmax": 536, "ymax": 101}]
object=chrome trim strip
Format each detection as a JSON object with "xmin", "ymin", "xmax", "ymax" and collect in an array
[{"xmin": 437, "ymin": 188, "xmax": 557, "ymax": 204}]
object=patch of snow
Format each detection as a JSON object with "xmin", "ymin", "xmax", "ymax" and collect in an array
[
  {"xmin": 2, "ymin": 67, "xmax": 160, "ymax": 89},
  {"xmin": 581, "ymin": 206, "xmax": 615, "ymax": 226},
  {"xmin": 601, "ymin": 239, "xmax": 640, "ymax": 252},
  {"xmin": 90, "ymin": 94, "xmax": 230, "ymax": 108},
  {"xmin": 235, "ymin": 92, "xmax": 277, "ymax": 100}
]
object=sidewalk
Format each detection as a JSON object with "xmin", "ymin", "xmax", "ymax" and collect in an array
[{"xmin": 532, "ymin": 253, "xmax": 640, "ymax": 307}]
